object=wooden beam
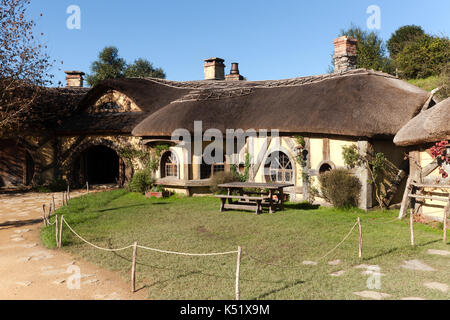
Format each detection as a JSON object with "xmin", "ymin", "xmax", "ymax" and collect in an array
[
  {"xmin": 322, "ymin": 138, "xmax": 330, "ymax": 161},
  {"xmin": 422, "ymin": 159, "xmax": 439, "ymax": 177}
]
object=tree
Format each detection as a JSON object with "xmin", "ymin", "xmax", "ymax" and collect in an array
[
  {"xmin": 339, "ymin": 25, "xmax": 394, "ymax": 74},
  {"xmin": 395, "ymin": 34, "xmax": 450, "ymax": 79},
  {"xmin": 0, "ymin": 0, "xmax": 54, "ymax": 136},
  {"xmin": 86, "ymin": 47, "xmax": 166, "ymax": 87},
  {"xmin": 86, "ymin": 46, "xmax": 126, "ymax": 86},
  {"xmin": 387, "ymin": 25, "xmax": 425, "ymax": 59},
  {"xmin": 124, "ymin": 58, "xmax": 166, "ymax": 79}
]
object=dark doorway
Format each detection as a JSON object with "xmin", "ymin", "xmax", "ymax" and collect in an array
[
  {"xmin": 319, "ymin": 163, "xmax": 333, "ymax": 175},
  {"xmin": 25, "ymin": 151, "xmax": 35, "ymax": 185},
  {"xmin": 81, "ymin": 145, "xmax": 119, "ymax": 185}
]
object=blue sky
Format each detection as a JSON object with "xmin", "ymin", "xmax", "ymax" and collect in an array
[{"xmin": 28, "ymin": 0, "xmax": 450, "ymax": 86}]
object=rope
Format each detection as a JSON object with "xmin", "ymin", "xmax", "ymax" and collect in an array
[
  {"xmin": 63, "ymin": 219, "xmax": 133, "ymax": 252},
  {"xmin": 137, "ymin": 244, "xmax": 238, "ymax": 256},
  {"xmin": 316, "ymin": 221, "xmax": 358, "ymax": 261},
  {"xmin": 63, "ymin": 219, "xmax": 237, "ymax": 256},
  {"xmin": 244, "ymin": 221, "xmax": 359, "ymax": 268}
]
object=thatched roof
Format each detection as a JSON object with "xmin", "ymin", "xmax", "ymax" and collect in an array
[
  {"xmin": 50, "ymin": 69, "xmax": 430, "ymax": 138},
  {"xmin": 394, "ymin": 98, "xmax": 450, "ymax": 146},
  {"xmin": 128, "ymin": 69, "xmax": 429, "ymax": 138},
  {"xmin": 54, "ymin": 112, "xmax": 146, "ymax": 135}
]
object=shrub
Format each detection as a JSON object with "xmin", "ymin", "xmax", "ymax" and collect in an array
[
  {"xmin": 34, "ymin": 178, "xmax": 68, "ymax": 192},
  {"xmin": 128, "ymin": 170, "xmax": 155, "ymax": 193},
  {"xmin": 210, "ymin": 171, "xmax": 240, "ymax": 194},
  {"xmin": 318, "ymin": 168, "xmax": 361, "ymax": 208}
]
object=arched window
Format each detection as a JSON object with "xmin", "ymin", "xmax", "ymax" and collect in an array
[
  {"xmin": 318, "ymin": 161, "xmax": 335, "ymax": 175},
  {"xmin": 161, "ymin": 151, "xmax": 178, "ymax": 178},
  {"xmin": 265, "ymin": 151, "xmax": 294, "ymax": 183}
]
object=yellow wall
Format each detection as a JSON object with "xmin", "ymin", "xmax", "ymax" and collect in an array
[{"xmin": 419, "ymin": 150, "xmax": 446, "ymax": 220}]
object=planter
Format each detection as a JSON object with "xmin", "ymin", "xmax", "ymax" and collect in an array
[{"xmin": 145, "ymin": 191, "xmax": 170, "ymax": 198}]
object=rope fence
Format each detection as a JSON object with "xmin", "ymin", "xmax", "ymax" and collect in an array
[
  {"xmin": 52, "ymin": 215, "xmax": 367, "ymax": 299},
  {"xmin": 42, "ymin": 194, "xmax": 446, "ymax": 300}
]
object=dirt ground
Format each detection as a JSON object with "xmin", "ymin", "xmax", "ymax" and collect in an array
[{"xmin": 0, "ymin": 190, "xmax": 147, "ymax": 300}]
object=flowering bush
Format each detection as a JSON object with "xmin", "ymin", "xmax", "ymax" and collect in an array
[{"xmin": 429, "ymin": 140, "xmax": 449, "ymax": 178}]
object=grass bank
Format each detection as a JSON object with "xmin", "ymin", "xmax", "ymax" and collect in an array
[{"xmin": 41, "ymin": 190, "xmax": 449, "ymax": 300}]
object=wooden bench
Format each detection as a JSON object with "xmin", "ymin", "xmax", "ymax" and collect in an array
[{"xmin": 214, "ymin": 194, "xmax": 270, "ymax": 214}]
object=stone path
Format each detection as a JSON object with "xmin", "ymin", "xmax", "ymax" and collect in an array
[{"xmin": 0, "ymin": 191, "xmax": 147, "ymax": 300}]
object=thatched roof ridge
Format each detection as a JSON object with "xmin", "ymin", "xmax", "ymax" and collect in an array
[
  {"xmin": 130, "ymin": 70, "xmax": 430, "ymax": 138},
  {"xmin": 394, "ymin": 98, "xmax": 450, "ymax": 146}
]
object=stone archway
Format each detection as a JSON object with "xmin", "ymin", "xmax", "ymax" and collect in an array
[{"xmin": 67, "ymin": 139, "xmax": 132, "ymax": 187}]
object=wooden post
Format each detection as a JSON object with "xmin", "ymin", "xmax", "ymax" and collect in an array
[
  {"xmin": 48, "ymin": 203, "xmax": 52, "ymax": 220},
  {"xmin": 398, "ymin": 177, "xmax": 412, "ymax": 219},
  {"xmin": 55, "ymin": 215, "xmax": 59, "ymax": 247},
  {"xmin": 67, "ymin": 184, "xmax": 70, "ymax": 200},
  {"xmin": 444, "ymin": 198, "xmax": 449, "ymax": 244},
  {"xmin": 52, "ymin": 194, "xmax": 56, "ymax": 213},
  {"xmin": 42, "ymin": 204, "xmax": 47, "ymax": 226},
  {"xmin": 59, "ymin": 215, "xmax": 64, "ymax": 248},
  {"xmin": 410, "ymin": 208, "xmax": 415, "ymax": 247},
  {"xmin": 87, "ymin": 181, "xmax": 89, "ymax": 194},
  {"xmin": 235, "ymin": 246, "xmax": 242, "ymax": 300},
  {"xmin": 62, "ymin": 192, "xmax": 65, "ymax": 206},
  {"xmin": 357, "ymin": 217, "xmax": 362, "ymax": 259},
  {"xmin": 131, "ymin": 241, "xmax": 137, "ymax": 293}
]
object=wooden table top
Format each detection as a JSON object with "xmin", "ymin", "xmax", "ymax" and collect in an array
[{"xmin": 218, "ymin": 182, "xmax": 294, "ymax": 189}]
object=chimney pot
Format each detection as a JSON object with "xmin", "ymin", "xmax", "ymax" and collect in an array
[
  {"xmin": 333, "ymin": 36, "xmax": 358, "ymax": 73},
  {"xmin": 226, "ymin": 62, "xmax": 244, "ymax": 81},
  {"xmin": 64, "ymin": 70, "xmax": 85, "ymax": 87}
]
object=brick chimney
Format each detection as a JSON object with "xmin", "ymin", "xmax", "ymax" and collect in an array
[
  {"xmin": 204, "ymin": 58, "xmax": 225, "ymax": 80},
  {"xmin": 333, "ymin": 36, "xmax": 358, "ymax": 73},
  {"xmin": 225, "ymin": 62, "xmax": 244, "ymax": 81},
  {"xmin": 64, "ymin": 71, "xmax": 85, "ymax": 87}
]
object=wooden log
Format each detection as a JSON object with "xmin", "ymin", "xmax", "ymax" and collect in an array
[
  {"xmin": 357, "ymin": 217, "xmax": 363, "ymax": 259},
  {"xmin": 55, "ymin": 215, "xmax": 59, "ymax": 247},
  {"xmin": 131, "ymin": 241, "xmax": 137, "ymax": 293},
  {"xmin": 410, "ymin": 208, "xmax": 415, "ymax": 247},
  {"xmin": 52, "ymin": 195, "xmax": 56, "ymax": 213},
  {"xmin": 235, "ymin": 246, "xmax": 242, "ymax": 300},
  {"xmin": 59, "ymin": 215, "xmax": 64, "ymax": 248},
  {"xmin": 398, "ymin": 177, "xmax": 412, "ymax": 219},
  {"xmin": 408, "ymin": 194, "xmax": 449, "ymax": 202}
]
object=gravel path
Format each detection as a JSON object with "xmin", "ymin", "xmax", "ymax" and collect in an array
[{"xmin": 0, "ymin": 191, "xmax": 147, "ymax": 300}]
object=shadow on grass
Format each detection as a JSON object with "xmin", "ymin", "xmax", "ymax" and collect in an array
[
  {"xmin": 254, "ymin": 278, "xmax": 306, "ymax": 300},
  {"xmin": 97, "ymin": 204, "xmax": 147, "ymax": 213},
  {"xmin": 284, "ymin": 202, "xmax": 320, "ymax": 210},
  {"xmin": 363, "ymin": 239, "xmax": 441, "ymax": 261}
]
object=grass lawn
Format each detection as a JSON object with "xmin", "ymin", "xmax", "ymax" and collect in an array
[{"xmin": 41, "ymin": 190, "xmax": 449, "ymax": 300}]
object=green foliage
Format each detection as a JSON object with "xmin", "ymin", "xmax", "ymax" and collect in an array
[
  {"xmin": 387, "ymin": 25, "xmax": 425, "ymax": 58},
  {"xmin": 395, "ymin": 35, "xmax": 450, "ymax": 79},
  {"xmin": 319, "ymin": 168, "xmax": 361, "ymax": 208},
  {"xmin": 34, "ymin": 179, "xmax": 68, "ymax": 193},
  {"xmin": 339, "ymin": 25, "xmax": 394, "ymax": 74},
  {"xmin": 209, "ymin": 171, "xmax": 240, "ymax": 194},
  {"xmin": 342, "ymin": 145, "xmax": 362, "ymax": 169},
  {"xmin": 86, "ymin": 46, "xmax": 165, "ymax": 87},
  {"xmin": 230, "ymin": 152, "xmax": 251, "ymax": 182},
  {"xmin": 128, "ymin": 169, "xmax": 155, "ymax": 193},
  {"xmin": 124, "ymin": 58, "xmax": 166, "ymax": 79},
  {"xmin": 86, "ymin": 47, "xmax": 126, "ymax": 87},
  {"xmin": 294, "ymin": 135, "xmax": 306, "ymax": 148}
]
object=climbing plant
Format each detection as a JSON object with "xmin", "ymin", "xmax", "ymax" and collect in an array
[
  {"xmin": 342, "ymin": 144, "xmax": 399, "ymax": 208},
  {"xmin": 231, "ymin": 152, "xmax": 251, "ymax": 182},
  {"xmin": 429, "ymin": 140, "xmax": 449, "ymax": 178}
]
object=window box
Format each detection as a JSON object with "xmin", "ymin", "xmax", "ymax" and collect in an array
[{"xmin": 145, "ymin": 190, "xmax": 170, "ymax": 198}]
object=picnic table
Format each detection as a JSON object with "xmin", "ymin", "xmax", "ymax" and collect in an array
[{"xmin": 215, "ymin": 182, "xmax": 294, "ymax": 214}]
